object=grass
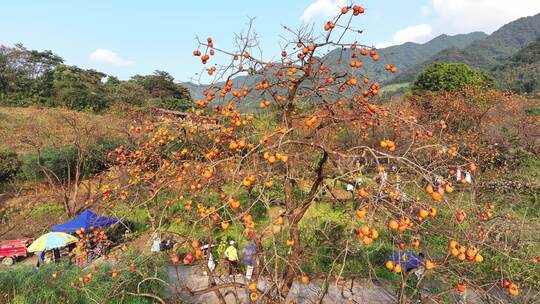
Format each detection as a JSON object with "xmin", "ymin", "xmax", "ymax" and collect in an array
[
  {"xmin": 525, "ymin": 107, "xmax": 540, "ymax": 116},
  {"xmin": 380, "ymin": 82, "xmax": 410, "ymax": 93},
  {"xmin": 0, "ymin": 250, "xmax": 167, "ymax": 304},
  {"xmin": 30, "ymin": 203, "xmax": 65, "ymax": 218},
  {"xmin": 0, "ymin": 106, "xmax": 126, "ymax": 154},
  {"xmin": 110, "ymin": 205, "xmax": 150, "ymax": 233}
]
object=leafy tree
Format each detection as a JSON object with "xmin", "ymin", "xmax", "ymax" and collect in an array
[
  {"xmin": 412, "ymin": 63, "xmax": 495, "ymax": 92},
  {"xmin": 102, "ymin": 6, "xmax": 530, "ymax": 304},
  {"xmin": 1, "ymin": 44, "xmax": 193, "ymax": 112},
  {"xmin": 132, "ymin": 70, "xmax": 175, "ymax": 98},
  {"xmin": 104, "ymin": 78, "xmax": 147, "ymax": 107},
  {"xmin": 52, "ymin": 65, "xmax": 108, "ymax": 111},
  {"xmin": 131, "ymin": 70, "xmax": 193, "ymax": 110},
  {"xmin": 0, "ymin": 44, "xmax": 63, "ymax": 105},
  {"xmin": 154, "ymin": 96, "xmax": 194, "ymax": 111}
]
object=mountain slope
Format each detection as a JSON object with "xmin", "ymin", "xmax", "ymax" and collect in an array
[
  {"xmin": 391, "ymin": 13, "xmax": 540, "ymax": 83},
  {"xmin": 321, "ymin": 32, "xmax": 487, "ymax": 83},
  {"xmin": 492, "ymin": 39, "xmax": 540, "ymax": 94}
]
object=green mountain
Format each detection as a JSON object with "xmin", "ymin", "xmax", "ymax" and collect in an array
[
  {"xmin": 321, "ymin": 31, "xmax": 487, "ymax": 83},
  {"xmin": 391, "ymin": 13, "xmax": 540, "ymax": 84},
  {"xmin": 492, "ymin": 39, "xmax": 540, "ymax": 94}
]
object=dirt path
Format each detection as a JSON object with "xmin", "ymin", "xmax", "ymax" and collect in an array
[{"xmin": 166, "ymin": 265, "xmax": 397, "ymax": 304}]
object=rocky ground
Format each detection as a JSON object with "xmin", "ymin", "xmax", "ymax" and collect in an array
[{"xmin": 166, "ymin": 264, "xmax": 397, "ymax": 304}]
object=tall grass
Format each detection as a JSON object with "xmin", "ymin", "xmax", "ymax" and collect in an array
[{"xmin": 0, "ymin": 250, "xmax": 167, "ymax": 304}]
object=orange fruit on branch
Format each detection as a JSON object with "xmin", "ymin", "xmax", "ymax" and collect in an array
[
  {"xmin": 388, "ymin": 219, "xmax": 399, "ymax": 230},
  {"xmin": 456, "ymin": 281, "xmax": 467, "ymax": 292},
  {"xmin": 385, "ymin": 260, "xmax": 395, "ymax": 270}
]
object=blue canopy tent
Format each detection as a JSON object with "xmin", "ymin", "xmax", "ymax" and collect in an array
[
  {"xmin": 387, "ymin": 251, "xmax": 424, "ymax": 271},
  {"xmin": 51, "ymin": 210, "xmax": 119, "ymax": 233}
]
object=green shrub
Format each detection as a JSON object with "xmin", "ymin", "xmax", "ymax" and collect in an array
[
  {"xmin": 0, "ymin": 150, "xmax": 21, "ymax": 183},
  {"xmin": 299, "ymin": 203, "xmax": 355, "ymax": 273},
  {"xmin": 20, "ymin": 145, "xmax": 79, "ymax": 182},
  {"xmin": 0, "ymin": 251, "xmax": 167, "ymax": 304},
  {"xmin": 412, "ymin": 63, "xmax": 495, "ymax": 92},
  {"xmin": 153, "ymin": 97, "xmax": 193, "ymax": 112},
  {"xmin": 111, "ymin": 205, "xmax": 150, "ymax": 233},
  {"xmin": 86, "ymin": 137, "xmax": 127, "ymax": 175},
  {"xmin": 20, "ymin": 137, "xmax": 125, "ymax": 183}
]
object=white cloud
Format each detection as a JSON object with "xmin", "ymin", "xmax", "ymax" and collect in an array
[
  {"xmin": 394, "ymin": 24, "xmax": 433, "ymax": 44},
  {"xmin": 301, "ymin": 0, "xmax": 346, "ymax": 21},
  {"xmin": 430, "ymin": 0, "xmax": 540, "ymax": 35},
  {"xmin": 376, "ymin": 0, "xmax": 540, "ymax": 49},
  {"xmin": 89, "ymin": 48, "xmax": 134, "ymax": 66},
  {"xmin": 375, "ymin": 41, "xmax": 394, "ymax": 49},
  {"xmin": 375, "ymin": 24, "xmax": 433, "ymax": 48}
]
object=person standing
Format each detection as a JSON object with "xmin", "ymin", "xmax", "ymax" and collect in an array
[
  {"xmin": 242, "ymin": 242, "xmax": 257, "ymax": 280},
  {"xmin": 200, "ymin": 244, "xmax": 216, "ymax": 275},
  {"xmin": 224, "ymin": 240, "xmax": 239, "ymax": 276},
  {"xmin": 36, "ymin": 251, "xmax": 45, "ymax": 269},
  {"xmin": 151, "ymin": 233, "xmax": 161, "ymax": 253}
]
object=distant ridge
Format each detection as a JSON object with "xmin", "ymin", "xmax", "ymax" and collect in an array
[
  {"xmin": 321, "ymin": 31, "xmax": 487, "ymax": 84},
  {"xmin": 390, "ymin": 13, "xmax": 540, "ymax": 83}
]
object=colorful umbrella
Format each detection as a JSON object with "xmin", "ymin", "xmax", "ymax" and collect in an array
[{"xmin": 27, "ymin": 232, "xmax": 78, "ymax": 252}]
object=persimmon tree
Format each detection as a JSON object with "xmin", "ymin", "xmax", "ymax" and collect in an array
[{"xmin": 100, "ymin": 4, "xmax": 533, "ymax": 304}]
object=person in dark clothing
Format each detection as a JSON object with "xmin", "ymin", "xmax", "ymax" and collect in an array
[
  {"xmin": 242, "ymin": 242, "xmax": 257, "ymax": 280},
  {"xmin": 36, "ymin": 251, "xmax": 45, "ymax": 269}
]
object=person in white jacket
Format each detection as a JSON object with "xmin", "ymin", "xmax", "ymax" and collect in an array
[
  {"xmin": 200, "ymin": 244, "xmax": 216, "ymax": 274},
  {"xmin": 150, "ymin": 233, "xmax": 161, "ymax": 253}
]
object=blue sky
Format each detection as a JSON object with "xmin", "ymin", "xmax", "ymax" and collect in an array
[{"xmin": 1, "ymin": 0, "xmax": 539, "ymax": 82}]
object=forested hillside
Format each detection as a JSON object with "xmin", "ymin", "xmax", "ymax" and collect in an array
[
  {"xmin": 493, "ymin": 39, "xmax": 540, "ymax": 94},
  {"xmin": 390, "ymin": 13, "xmax": 540, "ymax": 85},
  {"xmin": 322, "ymin": 32, "xmax": 487, "ymax": 84},
  {"xmin": 0, "ymin": 44, "xmax": 193, "ymax": 112}
]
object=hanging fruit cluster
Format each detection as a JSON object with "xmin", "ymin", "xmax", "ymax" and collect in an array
[
  {"xmin": 263, "ymin": 151, "xmax": 289, "ymax": 163},
  {"xmin": 388, "ymin": 217, "xmax": 413, "ymax": 232},
  {"xmin": 355, "ymin": 225, "xmax": 379, "ymax": 245},
  {"xmin": 385, "ymin": 260, "xmax": 402, "ymax": 273},
  {"xmin": 379, "ymin": 139, "xmax": 396, "ymax": 152},
  {"xmin": 448, "ymin": 241, "xmax": 483, "ymax": 263}
]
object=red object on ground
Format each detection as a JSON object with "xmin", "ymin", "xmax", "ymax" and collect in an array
[{"xmin": 0, "ymin": 238, "xmax": 33, "ymax": 266}]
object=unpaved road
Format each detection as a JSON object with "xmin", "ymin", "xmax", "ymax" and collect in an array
[{"xmin": 167, "ymin": 265, "xmax": 397, "ymax": 304}]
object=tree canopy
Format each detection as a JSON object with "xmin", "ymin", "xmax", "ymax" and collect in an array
[
  {"xmin": 0, "ymin": 45, "xmax": 193, "ymax": 111},
  {"xmin": 412, "ymin": 63, "xmax": 495, "ymax": 92}
]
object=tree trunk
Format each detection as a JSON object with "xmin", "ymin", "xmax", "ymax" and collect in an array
[{"xmin": 280, "ymin": 151, "xmax": 328, "ymax": 298}]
